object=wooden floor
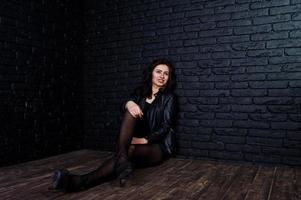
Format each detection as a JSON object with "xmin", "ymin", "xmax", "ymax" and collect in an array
[{"xmin": 0, "ymin": 150, "xmax": 300, "ymax": 200}]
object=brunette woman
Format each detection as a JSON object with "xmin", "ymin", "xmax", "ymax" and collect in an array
[{"xmin": 51, "ymin": 58, "xmax": 177, "ymax": 191}]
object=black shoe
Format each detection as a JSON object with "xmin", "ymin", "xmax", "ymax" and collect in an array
[{"xmin": 52, "ymin": 169, "xmax": 71, "ymax": 190}]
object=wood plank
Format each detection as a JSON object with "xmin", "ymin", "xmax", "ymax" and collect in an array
[
  {"xmin": 244, "ymin": 166, "xmax": 276, "ymax": 200},
  {"xmin": 1, "ymin": 150, "xmax": 301, "ymax": 200},
  {"xmin": 267, "ymin": 166, "xmax": 295, "ymax": 200}
]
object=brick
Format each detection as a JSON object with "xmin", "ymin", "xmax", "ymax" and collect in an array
[
  {"xmin": 232, "ymin": 57, "xmax": 268, "ymax": 66},
  {"xmin": 200, "ymin": 119, "xmax": 233, "ymax": 128},
  {"xmin": 188, "ymin": 97, "xmax": 218, "ymax": 104},
  {"xmin": 185, "ymin": 112, "xmax": 215, "ymax": 120},
  {"xmin": 253, "ymin": 14, "xmax": 291, "ymax": 25},
  {"xmin": 209, "ymin": 151, "xmax": 243, "ymax": 160},
  {"xmin": 253, "ymin": 97, "xmax": 294, "ymax": 105},
  {"xmin": 250, "ymin": 0, "xmax": 290, "ymax": 9},
  {"xmin": 182, "ymin": 82, "xmax": 213, "ymax": 89},
  {"xmin": 201, "ymin": 13, "xmax": 231, "ymax": 22},
  {"xmin": 232, "ymin": 105, "xmax": 266, "ymax": 113},
  {"xmin": 246, "ymin": 64, "xmax": 284, "ymax": 73},
  {"xmin": 243, "ymin": 145, "xmax": 261, "ymax": 153},
  {"xmin": 246, "ymin": 137, "xmax": 283, "ymax": 147},
  {"xmin": 215, "ymin": 128, "xmax": 248, "ymax": 136},
  {"xmin": 287, "ymin": 131, "xmax": 301, "ymax": 140},
  {"xmin": 262, "ymin": 147, "xmax": 299, "ymax": 156},
  {"xmin": 199, "ymin": 89, "xmax": 230, "ymax": 96},
  {"xmin": 245, "ymin": 153, "xmax": 282, "ymax": 164},
  {"xmin": 205, "ymin": 0, "xmax": 235, "ymax": 8},
  {"xmin": 267, "ymin": 105, "xmax": 299, "ymax": 114},
  {"xmin": 225, "ymin": 144, "xmax": 244, "ymax": 151},
  {"xmin": 271, "ymin": 121, "xmax": 301, "ymax": 130},
  {"xmin": 247, "ymin": 49, "xmax": 283, "ymax": 57},
  {"xmin": 197, "ymin": 105, "xmax": 231, "ymax": 112},
  {"xmin": 290, "ymin": 80, "xmax": 301, "ymax": 87},
  {"xmin": 274, "ymin": 21, "xmax": 301, "ymax": 31},
  {"xmin": 283, "ymin": 157, "xmax": 301, "ymax": 165},
  {"xmin": 232, "ymin": 8, "xmax": 269, "ymax": 20},
  {"xmin": 248, "ymin": 129, "xmax": 286, "ymax": 138},
  {"xmin": 267, "ymin": 72, "xmax": 301, "ymax": 80},
  {"xmin": 292, "ymin": 12, "xmax": 301, "ymax": 20},
  {"xmin": 198, "ymin": 28, "xmax": 233, "ymax": 37},
  {"xmin": 198, "ymin": 74, "xmax": 230, "ymax": 82},
  {"xmin": 217, "ymin": 35, "xmax": 250, "ymax": 43},
  {"xmin": 215, "ymin": 4, "xmax": 249, "ymax": 14},
  {"xmin": 184, "ymin": 22, "xmax": 216, "ymax": 32},
  {"xmin": 216, "ymin": 113, "xmax": 248, "ymax": 120},
  {"xmin": 180, "ymin": 53, "xmax": 211, "ymax": 61},
  {"xmin": 185, "ymin": 9, "xmax": 214, "ymax": 17},
  {"xmin": 191, "ymin": 141, "xmax": 224, "ymax": 150},
  {"xmin": 215, "ymin": 81, "xmax": 248, "ymax": 89},
  {"xmin": 213, "ymin": 134, "xmax": 245, "ymax": 144},
  {"xmin": 289, "ymin": 114, "xmax": 301, "ymax": 122},
  {"xmin": 234, "ymin": 120, "xmax": 270, "ymax": 128},
  {"xmin": 219, "ymin": 97, "xmax": 252, "ymax": 104},
  {"xmin": 282, "ymin": 63, "xmax": 301, "ymax": 72},
  {"xmin": 251, "ymin": 31, "xmax": 288, "ymax": 41},
  {"xmin": 268, "ymin": 88, "xmax": 301, "ymax": 97},
  {"xmin": 232, "ymin": 42, "xmax": 266, "ymax": 51},
  {"xmin": 217, "ymin": 19, "xmax": 251, "ymax": 27},
  {"xmin": 285, "ymin": 48, "xmax": 301, "ymax": 56},
  {"xmin": 270, "ymin": 4, "xmax": 301, "ymax": 15},
  {"xmin": 237, "ymin": 24, "xmax": 273, "ymax": 35},
  {"xmin": 249, "ymin": 113, "xmax": 287, "ymax": 122},
  {"xmin": 249, "ymin": 81, "xmax": 288, "ymax": 89},
  {"xmin": 269, "ymin": 56, "xmax": 301, "ymax": 64},
  {"xmin": 184, "ymin": 38, "xmax": 216, "ymax": 46},
  {"xmin": 290, "ymin": 30, "xmax": 301, "ymax": 38},
  {"xmin": 231, "ymin": 74, "xmax": 266, "ymax": 81}
]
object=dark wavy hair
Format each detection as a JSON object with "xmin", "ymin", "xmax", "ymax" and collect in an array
[{"xmin": 135, "ymin": 58, "xmax": 176, "ymax": 98}]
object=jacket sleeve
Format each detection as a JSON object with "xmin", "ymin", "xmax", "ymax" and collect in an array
[
  {"xmin": 120, "ymin": 92, "xmax": 140, "ymax": 113},
  {"xmin": 145, "ymin": 94, "xmax": 176, "ymax": 143}
]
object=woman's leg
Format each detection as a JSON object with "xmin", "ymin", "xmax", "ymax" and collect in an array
[
  {"xmin": 128, "ymin": 143, "xmax": 165, "ymax": 168},
  {"xmin": 56, "ymin": 110, "xmax": 137, "ymax": 190}
]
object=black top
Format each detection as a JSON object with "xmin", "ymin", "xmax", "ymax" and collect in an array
[
  {"xmin": 122, "ymin": 91, "xmax": 176, "ymax": 156},
  {"xmin": 134, "ymin": 100, "xmax": 151, "ymax": 138}
]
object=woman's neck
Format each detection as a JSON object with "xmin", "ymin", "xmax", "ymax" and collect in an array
[{"xmin": 152, "ymin": 85, "xmax": 160, "ymax": 96}]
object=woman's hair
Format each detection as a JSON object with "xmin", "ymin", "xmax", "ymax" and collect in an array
[{"xmin": 135, "ymin": 58, "xmax": 176, "ymax": 98}]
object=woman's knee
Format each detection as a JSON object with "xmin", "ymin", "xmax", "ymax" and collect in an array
[{"xmin": 128, "ymin": 144, "xmax": 135, "ymax": 157}]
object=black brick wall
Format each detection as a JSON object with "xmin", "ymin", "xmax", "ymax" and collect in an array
[
  {"xmin": 83, "ymin": 0, "xmax": 301, "ymax": 165},
  {"xmin": 0, "ymin": 0, "xmax": 83, "ymax": 166}
]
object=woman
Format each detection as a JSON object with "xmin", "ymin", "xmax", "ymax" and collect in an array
[{"xmin": 51, "ymin": 58, "xmax": 177, "ymax": 191}]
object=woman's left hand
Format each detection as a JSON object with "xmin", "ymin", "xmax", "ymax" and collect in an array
[{"xmin": 131, "ymin": 137, "xmax": 148, "ymax": 144}]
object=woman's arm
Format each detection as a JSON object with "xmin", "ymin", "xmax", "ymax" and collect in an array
[
  {"xmin": 145, "ymin": 94, "xmax": 176, "ymax": 143},
  {"xmin": 125, "ymin": 101, "xmax": 143, "ymax": 118}
]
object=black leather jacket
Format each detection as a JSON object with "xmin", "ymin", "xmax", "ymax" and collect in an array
[{"xmin": 122, "ymin": 91, "xmax": 177, "ymax": 157}]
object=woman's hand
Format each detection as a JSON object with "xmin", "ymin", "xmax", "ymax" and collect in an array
[
  {"xmin": 125, "ymin": 101, "xmax": 143, "ymax": 118},
  {"xmin": 131, "ymin": 137, "xmax": 148, "ymax": 144}
]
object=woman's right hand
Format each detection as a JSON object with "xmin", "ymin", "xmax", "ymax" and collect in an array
[{"xmin": 125, "ymin": 101, "xmax": 143, "ymax": 118}]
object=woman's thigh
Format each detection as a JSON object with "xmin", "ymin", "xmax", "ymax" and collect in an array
[{"xmin": 129, "ymin": 143, "xmax": 164, "ymax": 168}]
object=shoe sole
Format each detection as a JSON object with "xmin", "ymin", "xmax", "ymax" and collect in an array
[{"xmin": 52, "ymin": 170, "xmax": 62, "ymax": 189}]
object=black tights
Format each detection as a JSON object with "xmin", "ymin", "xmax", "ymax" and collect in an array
[{"xmin": 70, "ymin": 111, "xmax": 164, "ymax": 188}]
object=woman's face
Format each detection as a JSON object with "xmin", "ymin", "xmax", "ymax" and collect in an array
[{"xmin": 152, "ymin": 64, "xmax": 170, "ymax": 88}]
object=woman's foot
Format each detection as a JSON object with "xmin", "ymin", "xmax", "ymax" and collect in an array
[
  {"xmin": 51, "ymin": 169, "xmax": 83, "ymax": 191},
  {"xmin": 114, "ymin": 153, "xmax": 134, "ymax": 187},
  {"xmin": 118, "ymin": 161, "xmax": 134, "ymax": 187}
]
